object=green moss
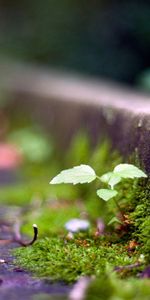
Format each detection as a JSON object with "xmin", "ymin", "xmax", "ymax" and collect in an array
[
  {"xmin": 130, "ymin": 179, "xmax": 150, "ymax": 262},
  {"xmin": 14, "ymin": 236, "xmax": 141, "ymax": 283}
]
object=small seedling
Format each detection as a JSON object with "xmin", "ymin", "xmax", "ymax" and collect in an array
[{"xmin": 50, "ymin": 164, "xmax": 147, "ymax": 224}]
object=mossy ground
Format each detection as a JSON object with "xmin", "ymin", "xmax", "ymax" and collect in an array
[
  {"xmin": 0, "ymin": 128, "xmax": 150, "ymax": 298},
  {"xmin": 14, "ymin": 236, "xmax": 144, "ymax": 283}
]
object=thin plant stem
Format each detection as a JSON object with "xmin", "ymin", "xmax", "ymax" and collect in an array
[
  {"xmin": 114, "ymin": 262, "xmax": 142, "ymax": 272},
  {"xmin": 97, "ymin": 176, "xmax": 124, "ymax": 220},
  {"xmin": 113, "ymin": 198, "xmax": 124, "ymax": 220}
]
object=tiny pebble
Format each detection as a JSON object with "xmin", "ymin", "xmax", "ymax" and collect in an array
[
  {"xmin": 0, "ymin": 259, "xmax": 5, "ymax": 263},
  {"xmin": 66, "ymin": 232, "xmax": 74, "ymax": 240},
  {"xmin": 65, "ymin": 218, "xmax": 90, "ymax": 233},
  {"xmin": 13, "ymin": 267, "xmax": 24, "ymax": 272}
]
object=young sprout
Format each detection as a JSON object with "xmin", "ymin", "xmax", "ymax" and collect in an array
[
  {"xmin": 13, "ymin": 223, "xmax": 38, "ymax": 247},
  {"xmin": 50, "ymin": 163, "xmax": 147, "ymax": 224}
]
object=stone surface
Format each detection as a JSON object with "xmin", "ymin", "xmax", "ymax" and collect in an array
[{"xmin": 1, "ymin": 62, "xmax": 150, "ymax": 173}]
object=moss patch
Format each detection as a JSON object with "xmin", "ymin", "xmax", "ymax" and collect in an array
[
  {"xmin": 14, "ymin": 236, "xmax": 143, "ymax": 283},
  {"xmin": 130, "ymin": 179, "xmax": 150, "ymax": 262}
]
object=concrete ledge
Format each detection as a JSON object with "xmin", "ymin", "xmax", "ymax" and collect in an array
[{"xmin": 1, "ymin": 62, "xmax": 150, "ymax": 173}]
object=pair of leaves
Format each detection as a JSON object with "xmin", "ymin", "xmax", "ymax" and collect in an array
[
  {"xmin": 50, "ymin": 163, "xmax": 147, "ymax": 201},
  {"xmin": 98, "ymin": 164, "xmax": 147, "ymax": 200},
  {"xmin": 50, "ymin": 164, "xmax": 116, "ymax": 201},
  {"xmin": 100, "ymin": 172, "xmax": 121, "ymax": 189},
  {"xmin": 100, "ymin": 164, "xmax": 147, "ymax": 189}
]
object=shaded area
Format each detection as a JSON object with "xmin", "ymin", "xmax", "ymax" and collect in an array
[{"xmin": 0, "ymin": 1, "xmax": 150, "ymax": 86}]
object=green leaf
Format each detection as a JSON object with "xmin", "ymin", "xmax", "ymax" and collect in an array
[
  {"xmin": 108, "ymin": 217, "xmax": 123, "ymax": 226},
  {"xmin": 96, "ymin": 189, "xmax": 118, "ymax": 201},
  {"xmin": 100, "ymin": 172, "xmax": 113, "ymax": 183},
  {"xmin": 50, "ymin": 164, "xmax": 96, "ymax": 185},
  {"xmin": 114, "ymin": 164, "xmax": 147, "ymax": 179},
  {"xmin": 108, "ymin": 174, "xmax": 121, "ymax": 189},
  {"xmin": 100, "ymin": 172, "xmax": 121, "ymax": 188}
]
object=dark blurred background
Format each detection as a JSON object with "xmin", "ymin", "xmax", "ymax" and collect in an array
[{"xmin": 0, "ymin": 0, "xmax": 150, "ymax": 88}]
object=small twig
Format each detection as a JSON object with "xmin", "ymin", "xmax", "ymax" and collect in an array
[
  {"xmin": 114, "ymin": 262, "xmax": 142, "ymax": 272},
  {"xmin": 13, "ymin": 224, "xmax": 38, "ymax": 247},
  {"xmin": 113, "ymin": 198, "xmax": 125, "ymax": 220},
  {"xmin": 0, "ymin": 223, "xmax": 38, "ymax": 247},
  {"xmin": 94, "ymin": 218, "xmax": 105, "ymax": 237}
]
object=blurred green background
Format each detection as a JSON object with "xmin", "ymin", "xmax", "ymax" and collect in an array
[{"xmin": 0, "ymin": 0, "xmax": 150, "ymax": 88}]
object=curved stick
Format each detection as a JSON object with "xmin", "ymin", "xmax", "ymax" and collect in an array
[{"xmin": 14, "ymin": 224, "xmax": 38, "ymax": 247}]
